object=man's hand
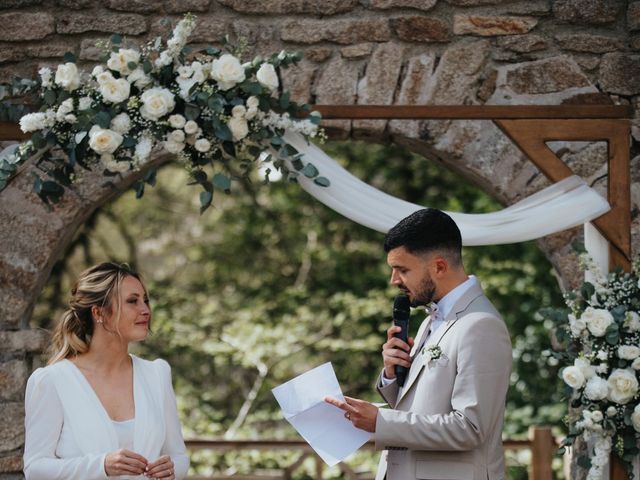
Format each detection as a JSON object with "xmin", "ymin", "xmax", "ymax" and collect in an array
[
  {"xmin": 382, "ymin": 325, "xmax": 414, "ymax": 379},
  {"xmin": 324, "ymin": 395, "xmax": 378, "ymax": 432}
]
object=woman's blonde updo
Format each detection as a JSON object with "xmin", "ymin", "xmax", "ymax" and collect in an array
[{"xmin": 48, "ymin": 262, "xmax": 144, "ymax": 364}]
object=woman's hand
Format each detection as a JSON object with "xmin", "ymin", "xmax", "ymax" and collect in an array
[
  {"xmin": 104, "ymin": 449, "xmax": 148, "ymax": 477},
  {"xmin": 145, "ymin": 455, "xmax": 175, "ymax": 479}
]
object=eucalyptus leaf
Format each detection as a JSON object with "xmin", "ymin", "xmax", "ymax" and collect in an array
[
  {"xmin": 212, "ymin": 173, "xmax": 231, "ymax": 191},
  {"xmin": 301, "ymin": 163, "xmax": 318, "ymax": 178}
]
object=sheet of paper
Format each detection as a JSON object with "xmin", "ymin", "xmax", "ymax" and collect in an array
[{"xmin": 272, "ymin": 362, "xmax": 373, "ymax": 466}]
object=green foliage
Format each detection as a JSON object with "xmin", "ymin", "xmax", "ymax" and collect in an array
[{"xmin": 33, "ymin": 140, "xmax": 566, "ymax": 477}]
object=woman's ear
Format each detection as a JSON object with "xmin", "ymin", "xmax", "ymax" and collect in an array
[{"xmin": 91, "ymin": 305, "xmax": 103, "ymax": 324}]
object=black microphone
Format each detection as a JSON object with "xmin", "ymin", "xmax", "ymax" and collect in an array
[{"xmin": 393, "ymin": 295, "xmax": 411, "ymax": 387}]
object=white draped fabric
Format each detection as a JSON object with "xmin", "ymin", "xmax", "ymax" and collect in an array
[{"xmin": 284, "ymin": 132, "xmax": 611, "ymax": 245}]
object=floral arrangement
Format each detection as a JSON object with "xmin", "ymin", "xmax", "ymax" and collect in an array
[
  {"xmin": 0, "ymin": 14, "xmax": 327, "ymax": 210},
  {"xmin": 548, "ymin": 257, "xmax": 640, "ymax": 479}
]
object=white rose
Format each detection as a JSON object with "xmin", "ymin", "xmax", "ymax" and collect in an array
[
  {"xmin": 591, "ymin": 411, "xmax": 603, "ymax": 423},
  {"xmin": 127, "ymin": 67, "xmax": 151, "ymax": 89},
  {"xmin": 107, "ymin": 48, "xmax": 140, "ymax": 75},
  {"xmin": 140, "ymin": 87, "xmax": 175, "ymax": 121},
  {"xmin": 606, "ymin": 406, "xmax": 617, "ymax": 417},
  {"xmin": 55, "ymin": 63, "xmax": 81, "ymax": 92},
  {"xmin": 575, "ymin": 358, "xmax": 595, "ymax": 379},
  {"xmin": 101, "ymin": 153, "xmax": 130, "ymax": 173},
  {"xmin": 245, "ymin": 107, "xmax": 257, "ymax": 120},
  {"xmin": 92, "ymin": 65, "xmax": 104, "ymax": 78},
  {"xmin": 582, "ymin": 307, "xmax": 614, "ymax": 337},
  {"xmin": 89, "ymin": 127, "xmax": 123, "ymax": 154},
  {"xmin": 625, "ymin": 311, "xmax": 640, "ymax": 332},
  {"xmin": 633, "ymin": 404, "xmax": 640, "ymax": 432},
  {"xmin": 569, "ymin": 314, "xmax": 587, "ymax": 337},
  {"xmin": 210, "ymin": 54, "xmax": 246, "ymax": 91},
  {"xmin": 56, "ymin": 98, "xmax": 74, "ymax": 121},
  {"xmin": 99, "ymin": 77, "xmax": 130, "ymax": 104},
  {"xmin": 184, "ymin": 120, "xmax": 199, "ymax": 135},
  {"xmin": 607, "ymin": 368, "xmax": 639, "ymax": 404},
  {"xmin": 228, "ymin": 116, "xmax": 249, "ymax": 142},
  {"xmin": 256, "ymin": 63, "xmax": 279, "ymax": 91},
  {"xmin": 169, "ymin": 114, "xmax": 186, "ymax": 129},
  {"xmin": 562, "ymin": 366, "xmax": 585, "ymax": 389},
  {"xmin": 64, "ymin": 114, "xmax": 77, "ymax": 124},
  {"xmin": 618, "ymin": 345, "xmax": 640, "ymax": 360},
  {"xmin": 134, "ymin": 136, "xmax": 153, "ymax": 164},
  {"xmin": 164, "ymin": 140, "xmax": 185, "ymax": 154},
  {"xmin": 110, "ymin": 113, "xmax": 131, "ymax": 135},
  {"xmin": 246, "ymin": 96, "xmax": 259, "ymax": 109},
  {"xmin": 168, "ymin": 130, "xmax": 185, "ymax": 143},
  {"xmin": 194, "ymin": 138, "xmax": 211, "ymax": 152},
  {"xmin": 19, "ymin": 112, "xmax": 47, "ymax": 133},
  {"xmin": 78, "ymin": 97, "xmax": 93, "ymax": 110},
  {"xmin": 232, "ymin": 105, "xmax": 246, "ymax": 118},
  {"xmin": 584, "ymin": 376, "xmax": 608, "ymax": 400},
  {"xmin": 633, "ymin": 358, "xmax": 640, "ymax": 370},
  {"xmin": 96, "ymin": 71, "xmax": 114, "ymax": 85}
]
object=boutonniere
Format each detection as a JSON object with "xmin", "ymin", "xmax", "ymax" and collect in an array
[{"xmin": 422, "ymin": 345, "xmax": 442, "ymax": 361}]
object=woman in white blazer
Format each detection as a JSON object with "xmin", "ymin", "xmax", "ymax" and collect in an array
[{"xmin": 24, "ymin": 262, "xmax": 190, "ymax": 480}]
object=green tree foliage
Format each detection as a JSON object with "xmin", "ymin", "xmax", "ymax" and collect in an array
[{"xmin": 34, "ymin": 139, "xmax": 566, "ymax": 477}]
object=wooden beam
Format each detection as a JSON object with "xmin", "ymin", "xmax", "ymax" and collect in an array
[
  {"xmin": 0, "ymin": 122, "xmax": 28, "ymax": 141},
  {"xmin": 313, "ymin": 105, "xmax": 633, "ymax": 120}
]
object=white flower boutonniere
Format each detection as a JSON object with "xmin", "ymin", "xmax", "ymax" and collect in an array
[{"xmin": 422, "ymin": 345, "xmax": 442, "ymax": 361}]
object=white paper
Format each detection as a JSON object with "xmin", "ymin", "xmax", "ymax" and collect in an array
[{"xmin": 272, "ymin": 362, "xmax": 373, "ymax": 466}]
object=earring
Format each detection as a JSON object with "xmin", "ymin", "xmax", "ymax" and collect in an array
[{"xmin": 96, "ymin": 319, "xmax": 103, "ymax": 324}]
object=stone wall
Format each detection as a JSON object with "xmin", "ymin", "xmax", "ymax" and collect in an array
[{"xmin": 1, "ymin": 0, "xmax": 640, "ymax": 478}]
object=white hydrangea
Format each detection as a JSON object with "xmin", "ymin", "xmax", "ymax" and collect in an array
[
  {"xmin": 100, "ymin": 153, "xmax": 130, "ymax": 173},
  {"xmin": 584, "ymin": 376, "xmax": 608, "ymax": 400},
  {"xmin": 110, "ymin": 113, "xmax": 132, "ymax": 135},
  {"xmin": 78, "ymin": 97, "xmax": 93, "ymax": 110},
  {"xmin": 39, "ymin": 67, "xmax": 52, "ymax": 88},
  {"xmin": 133, "ymin": 136, "xmax": 153, "ymax": 165},
  {"xmin": 19, "ymin": 112, "xmax": 48, "ymax": 133}
]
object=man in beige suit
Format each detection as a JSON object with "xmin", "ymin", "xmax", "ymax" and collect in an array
[{"xmin": 326, "ymin": 208, "xmax": 512, "ymax": 480}]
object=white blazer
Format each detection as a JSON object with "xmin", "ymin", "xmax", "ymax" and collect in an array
[{"xmin": 23, "ymin": 354, "xmax": 190, "ymax": 480}]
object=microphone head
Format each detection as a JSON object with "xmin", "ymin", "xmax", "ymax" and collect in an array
[{"xmin": 393, "ymin": 295, "xmax": 410, "ymax": 320}]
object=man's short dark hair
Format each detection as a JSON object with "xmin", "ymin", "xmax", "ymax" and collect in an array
[{"xmin": 384, "ymin": 209, "xmax": 462, "ymax": 265}]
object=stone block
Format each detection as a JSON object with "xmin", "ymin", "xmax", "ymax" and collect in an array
[
  {"xmin": 231, "ymin": 21, "xmax": 274, "ymax": 45},
  {"xmin": 497, "ymin": 34, "xmax": 547, "ymax": 52},
  {"xmin": 305, "ymin": 47, "xmax": 333, "ymax": 63},
  {"xmin": 0, "ymin": 13, "xmax": 54, "ymax": 41},
  {"xmin": 599, "ymin": 53, "xmax": 640, "ymax": 96},
  {"xmin": 454, "ymin": 15, "xmax": 538, "ymax": 36},
  {"xmin": 0, "ymin": 455, "xmax": 22, "ymax": 474},
  {"xmin": 57, "ymin": 0, "xmax": 93, "ymax": 7},
  {"xmin": 354, "ymin": 43, "xmax": 404, "ymax": 137},
  {"xmin": 106, "ymin": 0, "xmax": 157, "ymax": 13},
  {"xmin": 188, "ymin": 16, "xmax": 228, "ymax": 43},
  {"xmin": 555, "ymin": 34, "xmax": 624, "ymax": 53},
  {"xmin": 501, "ymin": 0, "xmax": 551, "ymax": 16},
  {"xmin": 389, "ymin": 53, "xmax": 436, "ymax": 138},
  {"xmin": 370, "ymin": 0, "xmax": 437, "ymax": 11},
  {"xmin": 629, "ymin": 2, "xmax": 640, "ymax": 31},
  {"xmin": 0, "ymin": 0, "xmax": 42, "ymax": 7},
  {"xmin": 571, "ymin": 54, "xmax": 601, "ymax": 71},
  {"xmin": 218, "ymin": 0, "xmax": 357, "ymax": 15},
  {"xmin": 0, "ymin": 360, "xmax": 28, "ymax": 402},
  {"xmin": 632, "ymin": 36, "xmax": 640, "ymax": 51},
  {"xmin": 505, "ymin": 56, "xmax": 590, "ymax": 95},
  {"xmin": 391, "ymin": 16, "xmax": 450, "ymax": 43},
  {"xmin": 0, "ymin": 403, "xmax": 24, "ymax": 452},
  {"xmin": 281, "ymin": 19, "xmax": 391, "ymax": 45},
  {"xmin": 165, "ymin": 0, "xmax": 211, "ymax": 12},
  {"xmin": 56, "ymin": 13, "xmax": 148, "ymax": 35},
  {"xmin": 280, "ymin": 60, "xmax": 315, "ymax": 104},
  {"xmin": 341, "ymin": 43, "xmax": 373, "ymax": 59},
  {"xmin": 446, "ymin": 0, "xmax": 505, "ymax": 4},
  {"xmin": 0, "ymin": 330, "xmax": 50, "ymax": 354},
  {"xmin": 553, "ymin": 0, "xmax": 622, "ymax": 25}
]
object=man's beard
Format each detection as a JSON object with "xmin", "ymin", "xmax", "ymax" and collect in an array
[{"xmin": 408, "ymin": 275, "xmax": 436, "ymax": 307}]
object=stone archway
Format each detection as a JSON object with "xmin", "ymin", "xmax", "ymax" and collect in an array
[{"xmin": 1, "ymin": 0, "xmax": 639, "ymax": 476}]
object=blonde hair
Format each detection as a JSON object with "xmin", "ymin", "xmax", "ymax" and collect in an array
[{"xmin": 48, "ymin": 262, "xmax": 146, "ymax": 364}]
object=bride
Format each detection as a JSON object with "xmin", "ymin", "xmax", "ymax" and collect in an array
[{"xmin": 23, "ymin": 262, "xmax": 189, "ymax": 479}]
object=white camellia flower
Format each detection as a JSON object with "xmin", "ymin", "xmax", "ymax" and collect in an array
[
  {"xmin": 618, "ymin": 345, "xmax": 640, "ymax": 360},
  {"xmin": 562, "ymin": 366, "xmax": 585, "ymax": 389},
  {"xmin": 246, "ymin": 96, "xmax": 259, "ymax": 109},
  {"xmin": 591, "ymin": 411, "xmax": 603, "ymax": 423},
  {"xmin": 632, "ymin": 404, "xmax": 640, "ymax": 432},
  {"xmin": 19, "ymin": 112, "xmax": 47, "ymax": 133},
  {"xmin": 99, "ymin": 77, "xmax": 131, "ymax": 104},
  {"xmin": 168, "ymin": 130, "xmax": 185, "ymax": 143},
  {"xmin": 194, "ymin": 138, "xmax": 211, "ymax": 152},
  {"xmin": 569, "ymin": 314, "xmax": 587, "ymax": 337},
  {"xmin": 110, "ymin": 113, "xmax": 131, "ymax": 135},
  {"xmin": 625, "ymin": 311, "xmax": 640, "ymax": 331},
  {"xmin": 169, "ymin": 114, "xmax": 186, "ymax": 129},
  {"xmin": 184, "ymin": 120, "xmax": 199, "ymax": 135},
  {"xmin": 107, "ymin": 48, "xmax": 140, "ymax": 75},
  {"xmin": 228, "ymin": 116, "xmax": 249, "ymax": 142},
  {"xmin": 232, "ymin": 105, "xmax": 246, "ymax": 118},
  {"xmin": 164, "ymin": 140, "xmax": 185, "ymax": 154},
  {"xmin": 140, "ymin": 87, "xmax": 175, "ymax": 121},
  {"xmin": 78, "ymin": 97, "xmax": 93, "ymax": 110},
  {"xmin": 256, "ymin": 63, "xmax": 279, "ymax": 91},
  {"xmin": 210, "ymin": 54, "xmax": 245, "ymax": 91},
  {"xmin": 134, "ymin": 136, "xmax": 153, "ymax": 164},
  {"xmin": 55, "ymin": 63, "xmax": 81, "ymax": 92},
  {"xmin": 606, "ymin": 406, "xmax": 617, "ymax": 417},
  {"xmin": 575, "ymin": 358, "xmax": 595, "ymax": 379},
  {"xmin": 89, "ymin": 126, "xmax": 123, "ymax": 155},
  {"xmin": 584, "ymin": 376, "xmax": 608, "ymax": 400},
  {"xmin": 582, "ymin": 307, "xmax": 614, "ymax": 337},
  {"xmin": 607, "ymin": 368, "xmax": 639, "ymax": 404}
]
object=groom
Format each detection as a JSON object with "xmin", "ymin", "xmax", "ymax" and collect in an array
[{"xmin": 326, "ymin": 208, "xmax": 512, "ymax": 480}]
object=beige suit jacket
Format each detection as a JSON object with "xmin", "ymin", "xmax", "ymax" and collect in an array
[{"xmin": 374, "ymin": 282, "xmax": 512, "ymax": 480}]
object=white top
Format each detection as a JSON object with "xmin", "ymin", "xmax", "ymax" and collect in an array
[
  {"xmin": 112, "ymin": 419, "xmax": 135, "ymax": 451},
  {"xmin": 23, "ymin": 355, "xmax": 190, "ymax": 480}
]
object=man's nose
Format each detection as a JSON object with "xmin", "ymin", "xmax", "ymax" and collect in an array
[{"xmin": 389, "ymin": 270, "xmax": 401, "ymax": 285}]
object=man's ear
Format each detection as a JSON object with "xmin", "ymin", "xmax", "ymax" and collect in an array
[{"xmin": 433, "ymin": 256, "xmax": 449, "ymax": 276}]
